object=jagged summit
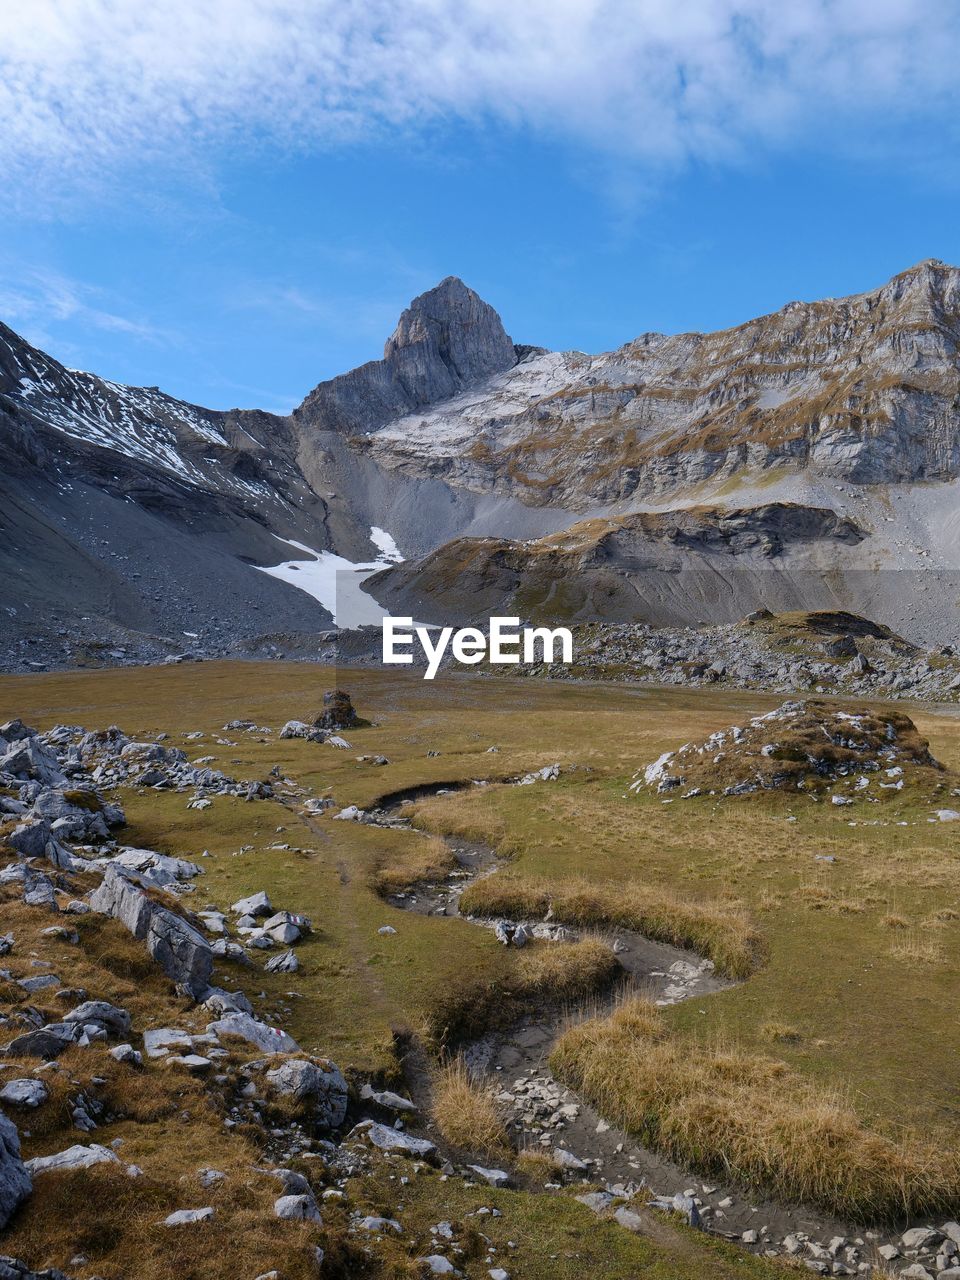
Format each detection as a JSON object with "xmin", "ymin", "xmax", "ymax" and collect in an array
[{"xmin": 294, "ymin": 276, "xmax": 517, "ymax": 435}]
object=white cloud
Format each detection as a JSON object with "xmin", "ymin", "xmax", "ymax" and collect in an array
[
  {"xmin": 0, "ymin": 0, "xmax": 958, "ymax": 202},
  {"xmin": 0, "ymin": 266, "xmax": 172, "ymax": 345}
]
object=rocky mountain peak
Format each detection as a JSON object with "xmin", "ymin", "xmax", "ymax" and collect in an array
[
  {"xmin": 295, "ymin": 277, "xmax": 518, "ymax": 434},
  {"xmin": 383, "ymin": 275, "xmax": 516, "ymax": 389}
]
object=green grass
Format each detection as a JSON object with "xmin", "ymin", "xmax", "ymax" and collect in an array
[{"xmin": 5, "ymin": 661, "xmax": 960, "ymax": 1229}]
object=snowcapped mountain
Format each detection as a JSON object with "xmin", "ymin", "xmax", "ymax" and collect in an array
[{"xmin": 4, "ymin": 263, "xmax": 960, "ymax": 669}]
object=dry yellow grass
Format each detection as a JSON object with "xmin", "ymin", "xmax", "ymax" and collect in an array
[
  {"xmin": 459, "ymin": 874, "xmax": 764, "ymax": 979},
  {"xmin": 550, "ymin": 996, "xmax": 960, "ymax": 1220},
  {"xmin": 369, "ymin": 833, "xmax": 456, "ymax": 895},
  {"xmin": 516, "ymin": 1148, "xmax": 564, "ymax": 1181},
  {"xmin": 432, "ymin": 1059, "xmax": 510, "ymax": 1158},
  {"xmin": 888, "ymin": 928, "xmax": 944, "ymax": 965},
  {"xmin": 424, "ymin": 939, "xmax": 621, "ymax": 1047},
  {"xmin": 879, "ymin": 913, "xmax": 909, "ymax": 929},
  {"xmin": 759, "ymin": 1021, "xmax": 801, "ymax": 1045}
]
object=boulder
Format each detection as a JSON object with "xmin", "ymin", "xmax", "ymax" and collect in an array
[
  {"xmin": 207, "ymin": 1012, "xmax": 299, "ymax": 1055},
  {"xmin": 25, "ymin": 1144, "xmax": 119, "ymax": 1175},
  {"xmin": 420, "ymin": 1257, "xmax": 456, "ymax": 1275},
  {"xmin": 90, "ymin": 865, "xmax": 213, "ymax": 999},
  {"xmin": 110, "ymin": 848, "xmax": 201, "ymax": 885},
  {"xmin": 201, "ymin": 987, "xmax": 253, "ymax": 1016},
  {"xmin": 62, "ymin": 1001, "xmax": 130, "ymax": 1038},
  {"xmin": 357, "ymin": 1120, "xmax": 435, "ymax": 1158},
  {"xmin": 264, "ymin": 1057, "xmax": 348, "ymax": 1128},
  {"xmin": 163, "ymin": 1207, "xmax": 214, "ymax": 1226},
  {"xmin": 359, "ymin": 1083, "xmax": 416, "ymax": 1113},
  {"xmin": 279, "ymin": 721, "xmax": 324, "ymax": 742},
  {"xmin": 230, "ymin": 891, "xmax": 272, "ymax": 918},
  {"xmin": 22, "ymin": 873, "xmax": 57, "ymax": 912},
  {"xmin": 7, "ymin": 821, "xmax": 53, "ymax": 859},
  {"xmin": 274, "ymin": 1193, "xmax": 322, "ymax": 1222},
  {"xmin": 264, "ymin": 950, "xmax": 299, "ymax": 974},
  {"xmin": 467, "ymin": 1164, "xmax": 509, "ymax": 1188},
  {"xmin": 2, "ymin": 1023, "xmax": 80, "ymax": 1059},
  {"xmin": 109, "ymin": 1043, "xmax": 142, "ymax": 1067},
  {"xmin": 358, "ymin": 1215, "xmax": 401, "ymax": 1233},
  {"xmin": 0, "ymin": 739, "xmax": 65, "ymax": 787},
  {"xmin": 313, "ymin": 690, "xmax": 359, "ymax": 730},
  {"xmin": 0, "ymin": 1113, "xmax": 31, "ymax": 1229},
  {"xmin": 0, "ymin": 1080, "xmax": 48, "ymax": 1109},
  {"xmin": 143, "ymin": 1027, "xmax": 195, "ymax": 1058}
]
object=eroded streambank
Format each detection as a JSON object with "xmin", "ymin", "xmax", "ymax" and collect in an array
[{"xmin": 308, "ymin": 780, "xmax": 955, "ymax": 1276}]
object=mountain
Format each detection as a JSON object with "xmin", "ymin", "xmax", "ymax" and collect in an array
[
  {"xmin": 3, "ymin": 261, "xmax": 960, "ymax": 669},
  {"xmin": 295, "ymin": 275, "xmax": 522, "ymax": 435},
  {"xmin": 357, "ymin": 259, "xmax": 960, "ymax": 507}
]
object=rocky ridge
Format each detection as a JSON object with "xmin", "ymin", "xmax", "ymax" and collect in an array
[{"xmin": 363, "ymin": 260, "xmax": 960, "ymax": 508}]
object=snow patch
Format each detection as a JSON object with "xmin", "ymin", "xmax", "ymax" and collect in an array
[{"xmin": 254, "ymin": 528, "xmax": 403, "ymax": 627}]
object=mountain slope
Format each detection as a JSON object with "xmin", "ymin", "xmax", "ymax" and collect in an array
[
  {"xmin": 357, "ymin": 259, "xmax": 960, "ymax": 508},
  {"xmin": 365, "ymin": 503, "xmax": 871, "ymax": 627}
]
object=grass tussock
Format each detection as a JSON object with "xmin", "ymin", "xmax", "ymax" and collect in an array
[
  {"xmin": 459, "ymin": 874, "xmax": 764, "ymax": 979},
  {"xmin": 432, "ymin": 1059, "xmax": 510, "ymax": 1158},
  {"xmin": 425, "ymin": 939, "xmax": 620, "ymax": 1048},
  {"xmin": 889, "ymin": 928, "xmax": 944, "ymax": 965},
  {"xmin": 759, "ymin": 1021, "xmax": 802, "ymax": 1045},
  {"xmin": 515, "ymin": 1147, "xmax": 564, "ymax": 1181},
  {"xmin": 550, "ymin": 996, "xmax": 960, "ymax": 1221},
  {"xmin": 879, "ymin": 913, "xmax": 909, "ymax": 930},
  {"xmin": 370, "ymin": 834, "xmax": 456, "ymax": 895}
]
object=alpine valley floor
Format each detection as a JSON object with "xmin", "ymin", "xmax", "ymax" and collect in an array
[{"xmin": 3, "ymin": 663, "xmax": 960, "ymax": 1279}]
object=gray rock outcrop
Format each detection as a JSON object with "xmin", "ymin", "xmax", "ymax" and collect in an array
[
  {"xmin": 264, "ymin": 1056, "xmax": 348, "ymax": 1128},
  {"xmin": 90, "ymin": 865, "xmax": 213, "ymax": 999},
  {"xmin": 0, "ymin": 1113, "xmax": 30, "ymax": 1229},
  {"xmin": 295, "ymin": 277, "xmax": 517, "ymax": 436}
]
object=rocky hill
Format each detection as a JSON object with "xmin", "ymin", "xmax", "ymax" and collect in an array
[{"xmin": 365, "ymin": 503, "xmax": 867, "ymax": 627}]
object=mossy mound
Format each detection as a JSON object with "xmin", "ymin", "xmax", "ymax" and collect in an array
[{"xmin": 633, "ymin": 699, "xmax": 946, "ymax": 800}]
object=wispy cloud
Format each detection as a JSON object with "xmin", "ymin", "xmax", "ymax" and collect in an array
[
  {"xmin": 1, "ymin": 1, "xmax": 958, "ymax": 207},
  {"xmin": 0, "ymin": 266, "xmax": 173, "ymax": 347}
]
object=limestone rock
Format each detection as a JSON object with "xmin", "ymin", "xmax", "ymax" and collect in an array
[
  {"xmin": 0, "ymin": 1113, "xmax": 31, "ymax": 1229},
  {"xmin": 90, "ymin": 865, "xmax": 213, "ymax": 998},
  {"xmin": 264, "ymin": 1056, "xmax": 348, "ymax": 1127}
]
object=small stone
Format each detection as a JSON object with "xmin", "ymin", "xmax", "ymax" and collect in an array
[
  {"xmin": 164, "ymin": 1207, "xmax": 215, "ymax": 1226},
  {"xmin": 274, "ymin": 1193, "xmax": 321, "ymax": 1222}
]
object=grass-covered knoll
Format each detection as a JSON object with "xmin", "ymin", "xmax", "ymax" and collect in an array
[{"xmin": 634, "ymin": 698, "xmax": 947, "ymax": 799}]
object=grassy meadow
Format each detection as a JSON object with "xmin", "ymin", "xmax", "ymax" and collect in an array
[{"xmin": 3, "ymin": 659, "xmax": 960, "ymax": 1268}]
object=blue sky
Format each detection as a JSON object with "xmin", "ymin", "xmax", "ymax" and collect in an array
[{"xmin": 2, "ymin": 2, "xmax": 960, "ymax": 414}]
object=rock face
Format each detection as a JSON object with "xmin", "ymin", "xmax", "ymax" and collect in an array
[
  {"xmin": 367, "ymin": 502, "xmax": 866, "ymax": 627},
  {"xmin": 364, "ymin": 259, "xmax": 960, "ymax": 506},
  {"xmin": 295, "ymin": 277, "xmax": 517, "ymax": 436},
  {"xmin": 90, "ymin": 865, "xmax": 213, "ymax": 999},
  {"xmin": 0, "ymin": 1112, "xmax": 30, "ymax": 1229}
]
